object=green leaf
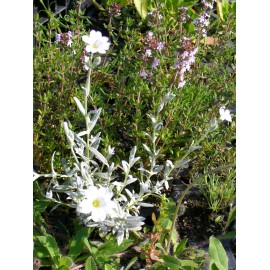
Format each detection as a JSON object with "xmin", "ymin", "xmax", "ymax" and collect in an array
[
  {"xmin": 124, "ymin": 257, "xmax": 138, "ymax": 270},
  {"xmin": 105, "ymin": 264, "xmax": 114, "ymax": 270},
  {"xmin": 68, "ymin": 227, "xmax": 93, "ymax": 259},
  {"xmin": 34, "ymin": 245, "xmax": 50, "ymax": 259},
  {"xmin": 218, "ymin": 231, "xmax": 236, "ymax": 241},
  {"xmin": 133, "ymin": 0, "xmax": 149, "ymax": 19},
  {"xmin": 36, "ymin": 235, "xmax": 61, "ymax": 267},
  {"xmin": 96, "ymin": 239, "xmax": 133, "ymax": 256},
  {"xmin": 174, "ymin": 238, "xmax": 188, "ymax": 256},
  {"xmin": 162, "ymin": 255, "xmax": 198, "ymax": 269},
  {"xmin": 83, "ymin": 238, "xmax": 97, "ymax": 254},
  {"xmin": 95, "ymin": 239, "xmax": 133, "ymax": 266},
  {"xmin": 56, "ymin": 266, "xmax": 70, "ymax": 270},
  {"xmin": 216, "ymin": 0, "xmax": 224, "ymax": 21},
  {"xmin": 33, "ymin": 199, "xmax": 50, "ymax": 223},
  {"xmin": 209, "ymin": 236, "xmax": 228, "ymax": 270},
  {"xmin": 210, "ymin": 260, "xmax": 226, "ymax": 270},
  {"xmin": 59, "ymin": 256, "xmax": 73, "ymax": 268},
  {"xmin": 85, "ymin": 256, "xmax": 97, "ymax": 270},
  {"xmin": 226, "ymin": 206, "xmax": 236, "ymax": 228},
  {"xmin": 151, "ymin": 262, "xmax": 167, "ymax": 269}
]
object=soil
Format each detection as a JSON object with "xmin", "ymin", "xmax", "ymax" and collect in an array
[{"xmin": 176, "ymin": 191, "xmax": 229, "ymax": 245}]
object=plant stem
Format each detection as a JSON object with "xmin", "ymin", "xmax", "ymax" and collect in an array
[
  {"xmin": 85, "ymin": 54, "xmax": 93, "ymax": 158},
  {"xmin": 166, "ymin": 162, "xmax": 236, "ymax": 253}
]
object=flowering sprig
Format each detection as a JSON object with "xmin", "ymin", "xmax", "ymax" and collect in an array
[
  {"xmin": 55, "ymin": 31, "xmax": 73, "ymax": 47},
  {"xmin": 173, "ymin": 37, "xmax": 198, "ymax": 89}
]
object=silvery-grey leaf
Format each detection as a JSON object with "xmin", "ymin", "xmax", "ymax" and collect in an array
[
  {"xmin": 33, "ymin": 171, "xmax": 41, "ymax": 181},
  {"xmin": 157, "ymin": 103, "xmax": 164, "ymax": 113},
  {"xmin": 119, "ymin": 194, "xmax": 128, "ymax": 202},
  {"xmin": 155, "ymin": 122, "xmax": 163, "ymax": 133},
  {"xmin": 61, "ymin": 158, "xmax": 70, "ymax": 173},
  {"xmin": 126, "ymin": 175, "xmax": 138, "ymax": 186},
  {"xmin": 153, "ymin": 165, "xmax": 163, "ymax": 173},
  {"xmin": 73, "ymin": 97, "xmax": 86, "ymax": 115},
  {"xmin": 63, "ymin": 121, "xmax": 74, "ymax": 145},
  {"xmin": 122, "ymin": 160, "xmax": 130, "ymax": 174},
  {"xmin": 175, "ymin": 158, "xmax": 191, "ymax": 169},
  {"xmin": 148, "ymin": 113, "xmax": 157, "ymax": 124},
  {"xmin": 87, "ymin": 108, "xmax": 102, "ymax": 133},
  {"xmin": 74, "ymin": 133, "xmax": 86, "ymax": 146},
  {"xmin": 138, "ymin": 167, "xmax": 150, "ymax": 174},
  {"xmin": 162, "ymin": 92, "xmax": 176, "ymax": 103},
  {"xmin": 130, "ymin": 157, "xmax": 140, "ymax": 167},
  {"xmin": 142, "ymin": 144, "xmax": 153, "ymax": 156},
  {"xmin": 93, "ymin": 172, "xmax": 110, "ymax": 180},
  {"xmin": 137, "ymin": 202, "xmax": 153, "ymax": 207},
  {"xmin": 190, "ymin": 145, "xmax": 202, "ymax": 152},
  {"xmin": 125, "ymin": 189, "xmax": 135, "ymax": 200},
  {"xmin": 209, "ymin": 117, "xmax": 218, "ymax": 131},
  {"xmin": 129, "ymin": 146, "xmax": 137, "ymax": 164},
  {"xmin": 142, "ymin": 131, "xmax": 153, "ymax": 141},
  {"xmin": 127, "ymin": 216, "xmax": 145, "ymax": 222},
  {"xmin": 89, "ymin": 147, "xmax": 109, "ymax": 167},
  {"xmin": 103, "ymin": 219, "xmax": 115, "ymax": 227},
  {"xmin": 92, "ymin": 56, "xmax": 101, "ymax": 67},
  {"xmin": 89, "ymin": 133, "xmax": 101, "ymax": 150},
  {"xmin": 77, "ymin": 130, "xmax": 89, "ymax": 137}
]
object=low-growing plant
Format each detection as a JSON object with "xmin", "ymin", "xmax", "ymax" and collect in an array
[
  {"xmin": 34, "ymin": 0, "xmax": 236, "ymax": 269},
  {"xmin": 198, "ymin": 168, "xmax": 236, "ymax": 213},
  {"xmin": 34, "ymin": 26, "xmax": 235, "ymax": 269}
]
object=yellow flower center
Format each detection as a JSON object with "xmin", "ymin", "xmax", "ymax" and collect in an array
[
  {"xmin": 92, "ymin": 199, "xmax": 101, "ymax": 208},
  {"xmin": 93, "ymin": 42, "xmax": 99, "ymax": 49}
]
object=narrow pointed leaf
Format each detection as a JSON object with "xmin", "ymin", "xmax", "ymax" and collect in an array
[
  {"xmin": 68, "ymin": 227, "xmax": 93, "ymax": 259},
  {"xmin": 174, "ymin": 238, "xmax": 188, "ymax": 256},
  {"xmin": 87, "ymin": 108, "xmax": 102, "ymax": 133},
  {"xmin": 36, "ymin": 235, "xmax": 60, "ymax": 266},
  {"xmin": 74, "ymin": 97, "xmax": 86, "ymax": 115},
  {"xmin": 89, "ymin": 147, "xmax": 109, "ymax": 167}
]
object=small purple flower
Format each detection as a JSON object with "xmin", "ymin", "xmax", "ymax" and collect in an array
[
  {"xmin": 147, "ymin": 31, "xmax": 153, "ymax": 38},
  {"xmin": 145, "ymin": 49, "xmax": 152, "ymax": 57},
  {"xmin": 140, "ymin": 69, "xmax": 148, "ymax": 79},
  {"xmin": 181, "ymin": 51, "xmax": 189, "ymax": 59},
  {"xmin": 55, "ymin": 33, "xmax": 61, "ymax": 42},
  {"xmin": 157, "ymin": 42, "xmax": 164, "ymax": 52},
  {"xmin": 178, "ymin": 80, "xmax": 186, "ymax": 88},
  {"xmin": 202, "ymin": 0, "xmax": 214, "ymax": 9},
  {"xmin": 190, "ymin": 47, "xmax": 198, "ymax": 56},
  {"xmin": 152, "ymin": 57, "xmax": 159, "ymax": 69},
  {"xmin": 174, "ymin": 60, "xmax": 181, "ymax": 69}
]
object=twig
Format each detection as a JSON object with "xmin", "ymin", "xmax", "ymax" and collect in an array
[{"xmin": 70, "ymin": 263, "xmax": 85, "ymax": 270}]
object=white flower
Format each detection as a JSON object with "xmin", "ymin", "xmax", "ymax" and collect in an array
[
  {"xmin": 219, "ymin": 106, "xmax": 232, "ymax": 122},
  {"xmin": 82, "ymin": 30, "xmax": 110, "ymax": 54},
  {"xmin": 77, "ymin": 186, "xmax": 115, "ymax": 222}
]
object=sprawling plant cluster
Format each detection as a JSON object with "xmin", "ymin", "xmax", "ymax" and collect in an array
[
  {"xmin": 34, "ymin": 0, "xmax": 236, "ymax": 268},
  {"xmin": 34, "ymin": 27, "xmax": 231, "ymax": 247}
]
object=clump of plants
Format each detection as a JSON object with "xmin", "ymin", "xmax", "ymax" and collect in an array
[{"xmin": 34, "ymin": 0, "xmax": 236, "ymax": 269}]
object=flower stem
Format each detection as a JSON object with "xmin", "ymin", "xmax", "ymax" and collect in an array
[{"xmin": 85, "ymin": 54, "xmax": 93, "ymax": 158}]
